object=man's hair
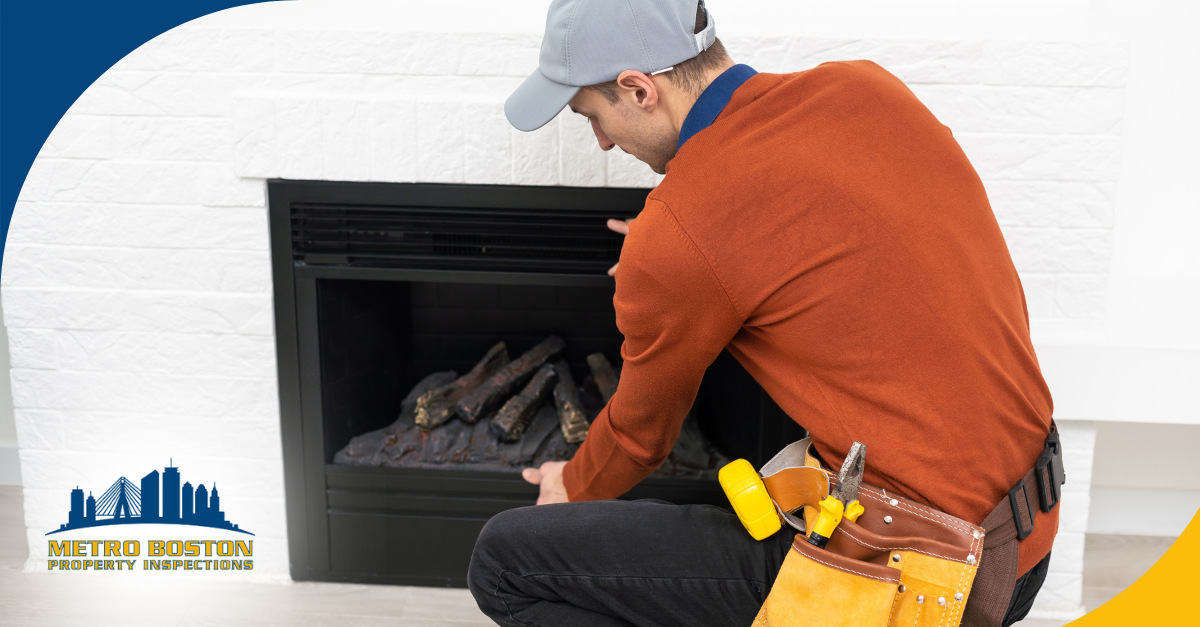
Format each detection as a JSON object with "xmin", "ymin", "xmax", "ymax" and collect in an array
[{"xmin": 584, "ymin": 3, "xmax": 730, "ymax": 103}]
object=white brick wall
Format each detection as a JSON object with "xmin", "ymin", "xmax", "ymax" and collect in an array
[{"xmin": 4, "ymin": 19, "xmax": 1124, "ymax": 605}]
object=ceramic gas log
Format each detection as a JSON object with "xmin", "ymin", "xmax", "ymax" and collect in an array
[{"xmin": 332, "ymin": 337, "xmax": 728, "ymax": 477}]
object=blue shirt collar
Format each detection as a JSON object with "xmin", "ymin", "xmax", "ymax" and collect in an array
[{"xmin": 677, "ymin": 64, "xmax": 758, "ymax": 151}]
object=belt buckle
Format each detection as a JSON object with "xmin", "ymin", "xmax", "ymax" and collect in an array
[
  {"xmin": 1035, "ymin": 433, "xmax": 1066, "ymax": 513},
  {"xmin": 1008, "ymin": 480, "xmax": 1035, "ymax": 541},
  {"xmin": 1036, "ymin": 444, "xmax": 1065, "ymax": 511}
]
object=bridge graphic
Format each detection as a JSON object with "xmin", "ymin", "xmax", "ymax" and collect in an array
[{"xmin": 47, "ymin": 460, "xmax": 252, "ymax": 535}]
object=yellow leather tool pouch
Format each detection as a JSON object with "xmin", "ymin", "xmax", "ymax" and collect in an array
[
  {"xmin": 754, "ymin": 492, "xmax": 984, "ymax": 627},
  {"xmin": 752, "ymin": 441, "xmax": 985, "ymax": 627}
]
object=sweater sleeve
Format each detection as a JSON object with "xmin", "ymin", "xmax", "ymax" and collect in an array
[{"xmin": 563, "ymin": 199, "xmax": 743, "ymax": 501}]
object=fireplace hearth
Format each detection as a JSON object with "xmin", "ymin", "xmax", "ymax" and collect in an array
[{"xmin": 270, "ymin": 181, "xmax": 803, "ymax": 587}]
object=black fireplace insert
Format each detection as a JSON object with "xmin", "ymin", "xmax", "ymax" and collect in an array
[{"xmin": 269, "ymin": 180, "xmax": 803, "ymax": 587}]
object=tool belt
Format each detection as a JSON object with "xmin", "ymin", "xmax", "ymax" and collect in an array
[{"xmin": 735, "ymin": 424, "xmax": 1064, "ymax": 627}]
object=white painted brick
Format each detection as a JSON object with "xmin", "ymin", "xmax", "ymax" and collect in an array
[
  {"xmin": 7, "ymin": 203, "xmax": 269, "ymax": 251},
  {"xmin": 1046, "ymin": 531, "xmax": 1085, "ymax": 574},
  {"xmin": 261, "ymin": 72, "xmax": 370, "ymax": 97},
  {"xmin": 38, "ymin": 116, "xmax": 113, "ymax": 159},
  {"xmin": 1056, "ymin": 490, "xmax": 1091, "ymax": 534},
  {"xmin": 12, "ymin": 410, "xmax": 66, "ymax": 450},
  {"xmin": 957, "ymin": 134, "xmax": 1122, "ymax": 182},
  {"xmin": 1019, "ymin": 274, "xmax": 1056, "ymax": 318},
  {"xmin": 1029, "ymin": 572, "xmax": 1084, "ymax": 616},
  {"xmin": 1, "ymin": 289, "xmax": 273, "ymax": 335},
  {"xmin": 18, "ymin": 450, "xmax": 283, "ymax": 501},
  {"xmin": 112, "ymin": 117, "xmax": 232, "ymax": 162},
  {"xmin": 29, "ymin": 160, "xmax": 204, "ymax": 205},
  {"xmin": 1060, "ymin": 440, "xmax": 1096, "ymax": 493},
  {"xmin": 983, "ymin": 41, "xmax": 1129, "ymax": 87},
  {"xmin": 1029, "ymin": 318, "xmax": 1106, "ymax": 344},
  {"xmin": 401, "ymin": 32, "xmax": 467, "ymax": 77},
  {"xmin": 511, "ymin": 117, "xmax": 559, "ymax": 186},
  {"xmin": 55, "ymin": 331, "xmax": 275, "ymax": 378},
  {"xmin": 369, "ymin": 99, "xmax": 418, "ymax": 182},
  {"xmin": 463, "ymin": 100, "xmax": 512, "ymax": 185},
  {"xmin": 456, "ymin": 33, "xmax": 542, "ymax": 76},
  {"xmin": 18, "ymin": 450, "xmax": 93, "ymax": 492},
  {"xmin": 416, "ymin": 100, "xmax": 464, "ymax": 183},
  {"xmin": 1055, "ymin": 274, "xmax": 1108, "ymax": 319},
  {"xmin": 78, "ymin": 72, "xmax": 242, "ymax": 117},
  {"xmin": 274, "ymin": 97, "xmax": 325, "ymax": 180},
  {"xmin": 72, "ymin": 72, "xmax": 165, "ymax": 116},
  {"xmin": 201, "ymin": 168, "xmax": 266, "ymax": 208},
  {"xmin": 1059, "ymin": 420, "xmax": 1098, "ymax": 450},
  {"xmin": 362, "ymin": 74, "xmax": 522, "ymax": 99},
  {"xmin": 722, "ymin": 37, "xmax": 791, "ymax": 73},
  {"xmin": 232, "ymin": 96, "xmax": 276, "ymax": 178},
  {"xmin": 120, "ymin": 27, "xmax": 276, "ymax": 72},
  {"xmin": 60, "ymin": 412, "xmax": 281, "ymax": 461},
  {"xmin": 20, "ymin": 488, "xmax": 71, "ymax": 529},
  {"xmin": 1001, "ymin": 228, "xmax": 1113, "ymax": 273},
  {"xmin": 560, "ymin": 113, "xmax": 606, "ymax": 187},
  {"xmin": 5, "ymin": 330, "xmax": 59, "ymax": 370},
  {"xmin": 1059, "ymin": 183, "xmax": 1116, "ymax": 228},
  {"xmin": 276, "ymin": 29, "xmax": 386, "ymax": 74},
  {"xmin": 77, "ymin": 72, "xmax": 364, "ymax": 118},
  {"xmin": 606, "ymin": 149, "xmax": 656, "ymax": 188},
  {"xmin": 985, "ymin": 181, "xmax": 1059, "ymax": 227},
  {"xmin": 10, "ymin": 369, "xmax": 277, "ymax": 418},
  {"xmin": 322, "ymin": 99, "xmax": 374, "ymax": 182},
  {"xmin": 911, "ymin": 85, "xmax": 1124, "ymax": 136},
  {"xmin": 766, "ymin": 38, "xmax": 985, "ymax": 83},
  {"xmin": 16, "ymin": 159, "xmax": 97, "ymax": 203},
  {"xmin": 178, "ymin": 456, "xmax": 285, "ymax": 502},
  {"xmin": 276, "ymin": 31, "xmax": 467, "ymax": 77},
  {"xmin": 2, "ymin": 245, "xmax": 269, "ymax": 293},
  {"xmin": 986, "ymin": 181, "xmax": 1116, "ymax": 229}
]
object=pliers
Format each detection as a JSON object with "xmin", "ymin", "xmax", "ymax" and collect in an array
[{"xmin": 807, "ymin": 441, "xmax": 866, "ymax": 549}]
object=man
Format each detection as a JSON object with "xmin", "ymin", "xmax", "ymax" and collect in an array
[{"xmin": 469, "ymin": 1, "xmax": 1057, "ymax": 626}]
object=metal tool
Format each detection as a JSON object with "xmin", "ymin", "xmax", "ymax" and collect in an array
[{"xmin": 806, "ymin": 441, "xmax": 867, "ymax": 549}]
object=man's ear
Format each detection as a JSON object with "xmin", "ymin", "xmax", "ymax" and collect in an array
[{"xmin": 615, "ymin": 70, "xmax": 659, "ymax": 112}]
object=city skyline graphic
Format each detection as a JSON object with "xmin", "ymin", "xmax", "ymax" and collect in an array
[{"xmin": 47, "ymin": 460, "xmax": 253, "ymax": 535}]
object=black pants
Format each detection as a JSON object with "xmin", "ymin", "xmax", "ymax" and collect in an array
[{"xmin": 468, "ymin": 499, "xmax": 1049, "ymax": 627}]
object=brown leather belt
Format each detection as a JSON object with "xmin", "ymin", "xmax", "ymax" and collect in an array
[{"xmin": 963, "ymin": 422, "xmax": 1065, "ymax": 626}]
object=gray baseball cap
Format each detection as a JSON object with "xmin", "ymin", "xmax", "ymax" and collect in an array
[{"xmin": 505, "ymin": 0, "xmax": 717, "ymax": 132}]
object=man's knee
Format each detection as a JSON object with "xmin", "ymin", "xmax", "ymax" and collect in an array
[{"xmin": 468, "ymin": 507, "xmax": 534, "ymax": 622}]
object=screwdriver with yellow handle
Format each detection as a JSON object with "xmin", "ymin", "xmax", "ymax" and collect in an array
[{"xmin": 807, "ymin": 441, "xmax": 867, "ymax": 549}]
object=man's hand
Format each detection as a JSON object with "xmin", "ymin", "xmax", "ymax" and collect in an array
[
  {"xmin": 607, "ymin": 218, "xmax": 634, "ymax": 276},
  {"xmin": 522, "ymin": 461, "xmax": 569, "ymax": 505}
]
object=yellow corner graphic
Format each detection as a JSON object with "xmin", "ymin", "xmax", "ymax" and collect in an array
[{"xmin": 1069, "ymin": 507, "xmax": 1200, "ymax": 624}]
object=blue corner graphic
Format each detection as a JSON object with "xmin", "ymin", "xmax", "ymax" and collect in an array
[{"xmin": 47, "ymin": 460, "xmax": 252, "ymax": 535}]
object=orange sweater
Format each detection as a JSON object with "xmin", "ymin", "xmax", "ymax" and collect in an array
[{"xmin": 562, "ymin": 61, "xmax": 1057, "ymax": 576}]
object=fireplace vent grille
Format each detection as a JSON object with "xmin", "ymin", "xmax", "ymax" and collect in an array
[{"xmin": 291, "ymin": 203, "xmax": 631, "ymax": 274}]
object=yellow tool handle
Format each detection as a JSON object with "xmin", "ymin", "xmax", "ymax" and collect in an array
[
  {"xmin": 807, "ymin": 497, "xmax": 865, "ymax": 549},
  {"xmin": 809, "ymin": 495, "xmax": 845, "ymax": 540},
  {"xmin": 844, "ymin": 500, "xmax": 864, "ymax": 523}
]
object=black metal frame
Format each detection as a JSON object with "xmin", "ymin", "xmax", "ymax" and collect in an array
[{"xmin": 269, "ymin": 180, "xmax": 802, "ymax": 586}]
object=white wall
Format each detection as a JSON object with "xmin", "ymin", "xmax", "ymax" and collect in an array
[
  {"xmin": 3, "ymin": 0, "xmax": 1196, "ymax": 604},
  {"xmin": 0, "ymin": 299, "xmax": 20, "ymax": 486}
]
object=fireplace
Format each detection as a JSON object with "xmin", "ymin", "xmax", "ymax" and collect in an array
[{"xmin": 269, "ymin": 180, "xmax": 804, "ymax": 586}]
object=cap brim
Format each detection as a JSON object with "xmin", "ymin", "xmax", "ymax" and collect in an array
[{"xmin": 505, "ymin": 69, "xmax": 580, "ymax": 132}]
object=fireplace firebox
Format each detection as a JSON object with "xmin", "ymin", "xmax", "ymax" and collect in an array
[{"xmin": 269, "ymin": 180, "xmax": 804, "ymax": 587}]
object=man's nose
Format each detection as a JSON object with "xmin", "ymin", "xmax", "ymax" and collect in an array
[{"xmin": 591, "ymin": 118, "xmax": 615, "ymax": 151}]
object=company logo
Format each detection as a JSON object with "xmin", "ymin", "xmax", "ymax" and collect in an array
[
  {"xmin": 48, "ymin": 459, "xmax": 252, "ymax": 535},
  {"xmin": 44, "ymin": 460, "xmax": 254, "ymax": 573}
]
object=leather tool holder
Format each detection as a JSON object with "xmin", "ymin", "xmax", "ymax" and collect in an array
[{"xmin": 752, "ymin": 440, "xmax": 985, "ymax": 627}]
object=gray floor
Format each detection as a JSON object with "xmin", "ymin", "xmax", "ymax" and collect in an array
[{"xmin": 0, "ymin": 486, "xmax": 1174, "ymax": 626}]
